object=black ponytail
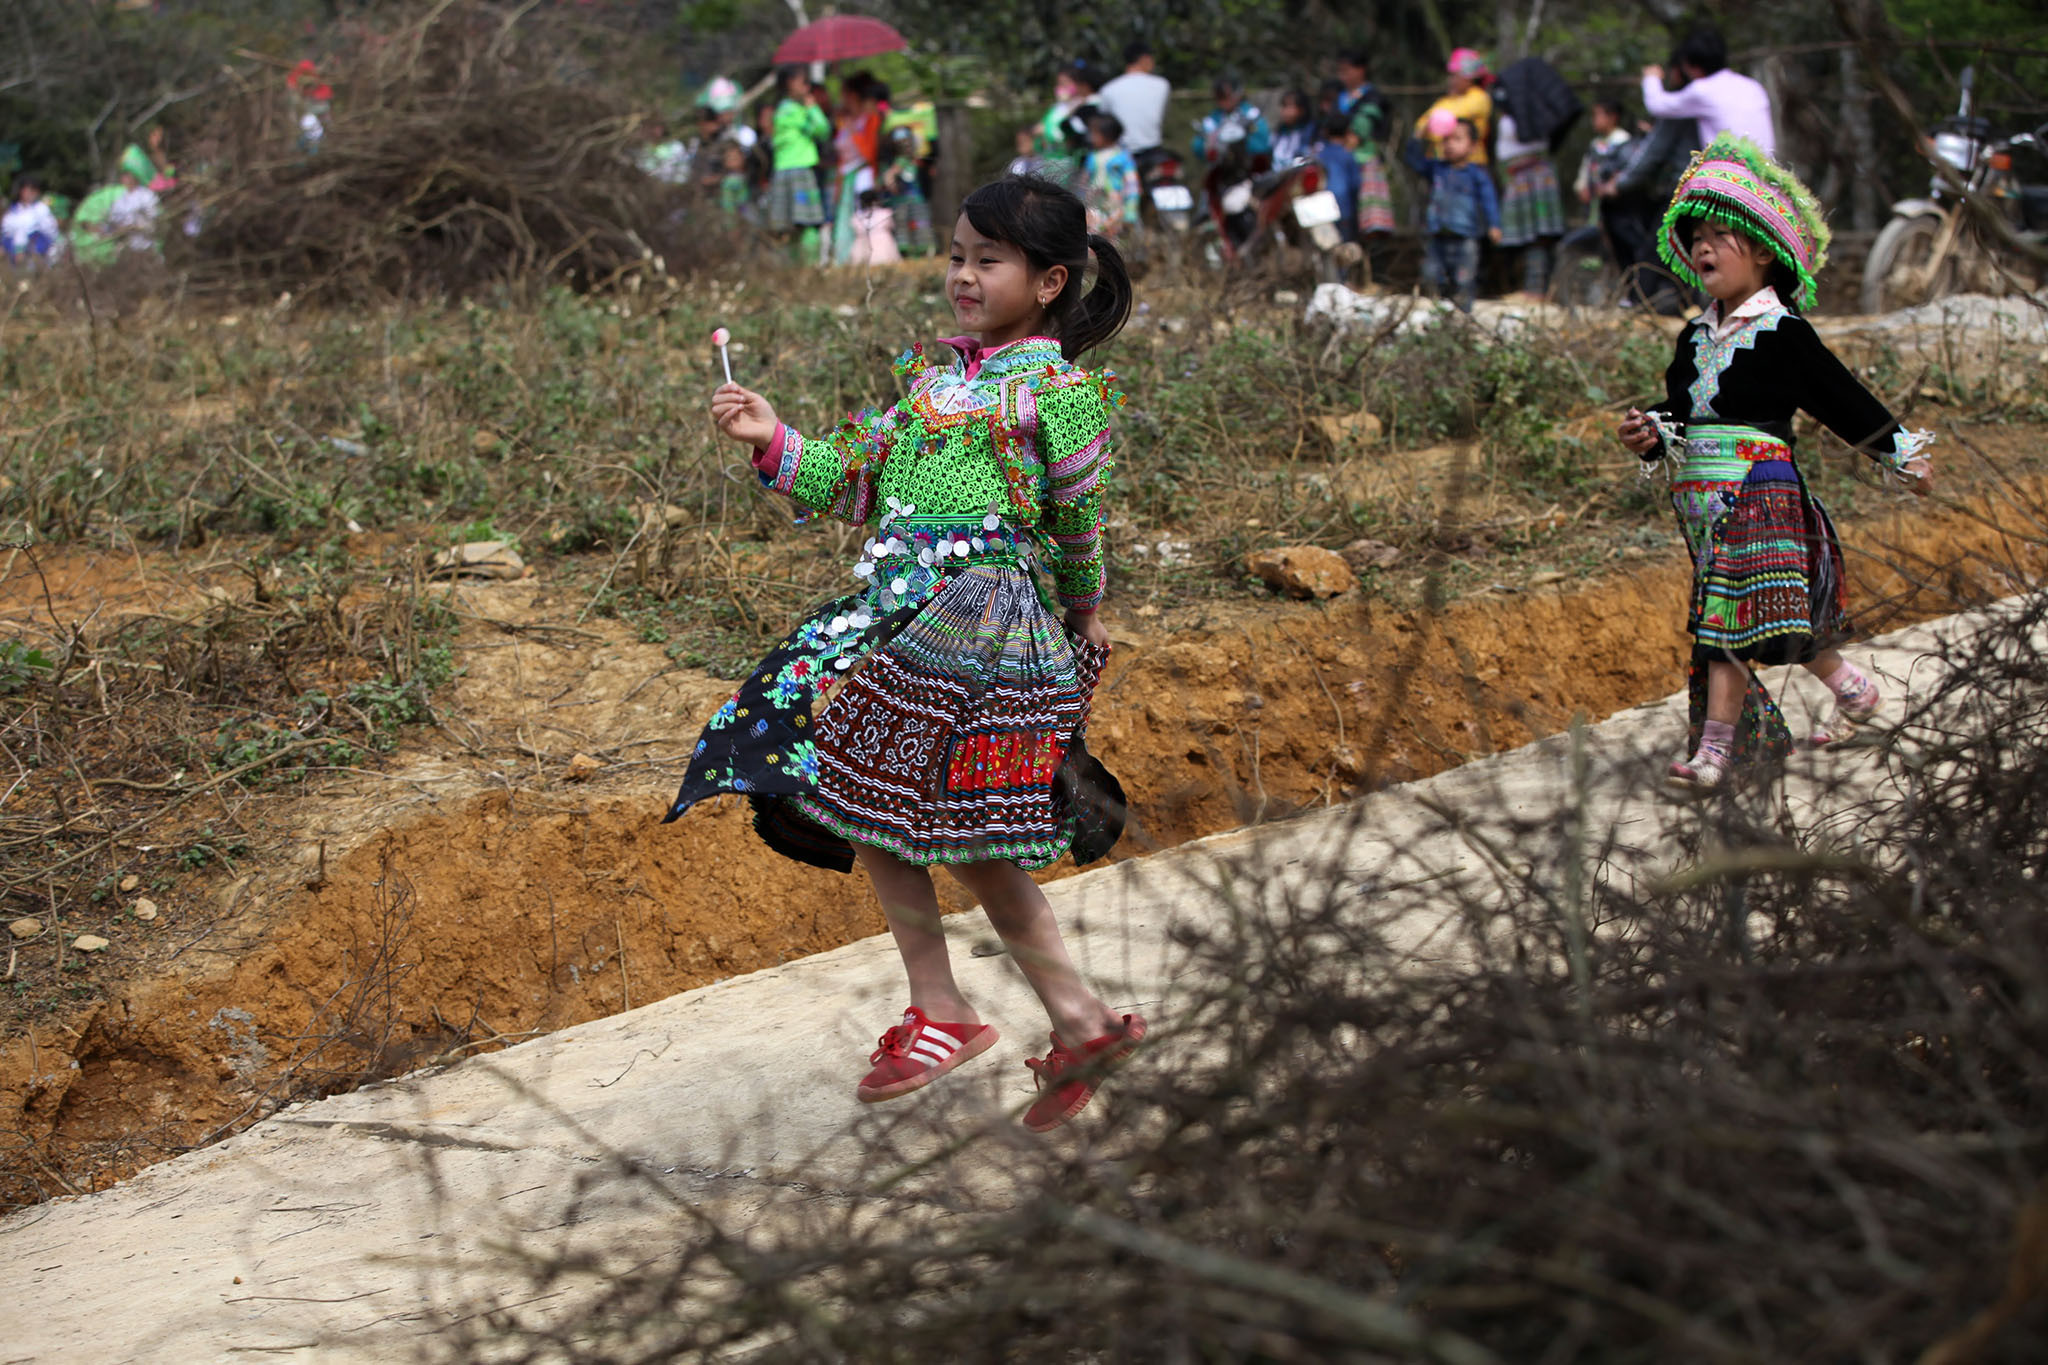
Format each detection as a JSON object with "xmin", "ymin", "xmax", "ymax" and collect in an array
[
  {"xmin": 1068, "ymin": 231, "xmax": 1133, "ymax": 359},
  {"xmin": 960, "ymin": 173, "xmax": 1133, "ymax": 362}
]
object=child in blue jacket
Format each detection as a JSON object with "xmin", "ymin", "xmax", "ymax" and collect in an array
[
  {"xmin": 1403, "ymin": 118, "xmax": 1501, "ymax": 311},
  {"xmin": 1314, "ymin": 114, "xmax": 1362, "ymax": 244}
]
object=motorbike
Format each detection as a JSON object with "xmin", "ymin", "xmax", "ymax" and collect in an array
[
  {"xmin": 1861, "ymin": 65, "xmax": 2048, "ymax": 314},
  {"xmin": 1551, "ymin": 224, "xmax": 1693, "ymax": 314},
  {"xmin": 1195, "ymin": 112, "xmax": 1348, "ymax": 276},
  {"xmin": 1136, "ymin": 146, "xmax": 1195, "ymax": 235},
  {"xmin": 1204, "ymin": 158, "xmax": 1348, "ymax": 273}
]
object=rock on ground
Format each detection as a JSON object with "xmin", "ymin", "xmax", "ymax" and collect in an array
[
  {"xmin": 1341, "ymin": 538, "xmax": 1402, "ymax": 571},
  {"xmin": 1247, "ymin": 546, "xmax": 1358, "ymax": 599},
  {"xmin": 431, "ymin": 541, "xmax": 526, "ymax": 581}
]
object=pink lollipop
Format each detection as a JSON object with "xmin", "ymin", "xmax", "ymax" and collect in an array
[
  {"xmin": 711, "ymin": 326, "xmax": 732, "ymax": 383},
  {"xmin": 1425, "ymin": 108, "xmax": 1459, "ymax": 141}
]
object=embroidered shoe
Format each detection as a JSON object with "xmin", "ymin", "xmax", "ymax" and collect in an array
[
  {"xmin": 1667, "ymin": 748, "xmax": 1729, "ymax": 791},
  {"xmin": 1809, "ymin": 691, "xmax": 1882, "ymax": 749},
  {"xmin": 1022, "ymin": 1012, "xmax": 1148, "ymax": 1133},
  {"xmin": 856, "ymin": 1006, "xmax": 999, "ymax": 1103}
]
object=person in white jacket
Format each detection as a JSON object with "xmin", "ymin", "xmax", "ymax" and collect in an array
[
  {"xmin": 2, "ymin": 178, "xmax": 63, "ymax": 264},
  {"xmin": 106, "ymin": 170, "xmax": 161, "ymax": 252}
]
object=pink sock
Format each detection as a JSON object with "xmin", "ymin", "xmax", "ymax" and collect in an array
[
  {"xmin": 1820, "ymin": 660, "xmax": 1878, "ymax": 707},
  {"xmin": 1698, "ymin": 719, "xmax": 1735, "ymax": 759}
]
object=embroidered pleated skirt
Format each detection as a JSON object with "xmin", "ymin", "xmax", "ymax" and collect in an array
[
  {"xmin": 1670, "ymin": 423, "xmax": 1847, "ymax": 764},
  {"xmin": 1670, "ymin": 424, "xmax": 1846, "ymax": 665},
  {"xmin": 1356, "ymin": 154, "xmax": 1395, "ymax": 235},
  {"xmin": 767, "ymin": 166, "xmax": 826, "ymax": 230},
  {"xmin": 666, "ymin": 525, "xmax": 1107, "ymax": 872},
  {"xmin": 1498, "ymin": 155, "xmax": 1566, "ymax": 246},
  {"xmin": 891, "ymin": 187, "xmax": 933, "ymax": 256}
]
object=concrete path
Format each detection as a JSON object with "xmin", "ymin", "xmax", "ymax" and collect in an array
[{"xmin": 0, "ymin": 608, "xmax": 1996, "ymax": 1363}]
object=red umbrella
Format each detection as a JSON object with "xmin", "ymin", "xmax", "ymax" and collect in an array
[{"xmin": 771, "ymin": 15, "xmax": 907, "ymax": 65}]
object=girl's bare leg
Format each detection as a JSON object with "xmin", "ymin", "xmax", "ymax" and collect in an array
[
  {"xmin": 1801, "ymin": 646, "xmax": 1844, "ymax": 681},
  {"xmin": 855, "ymin": 845, "xmax": 979, "ymax": 1024},
  {"xmin": 1717, "ymin": 650, "xmax": 1851, "ymax": 708},
  {"xmin": 950, "ymin": 859, "xmax": 1121, "ymax": 1046},
  {"xmin": 1705, "ymin": 658, "xmax": 1748, "ymax": 726}
]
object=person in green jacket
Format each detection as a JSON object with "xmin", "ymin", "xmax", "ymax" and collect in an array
[
  {"xmin": 70, "ymin": 183, "xmax": 124, "ymax": 268},
  {"xmin": 768, "ymin": 66, "xmax": 831, "ymax": 261},
  {"xmin": 121, "ymin": 127, "xmax": 177, "ymax": 190}
]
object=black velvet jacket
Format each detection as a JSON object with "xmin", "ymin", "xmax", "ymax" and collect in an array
[{"xmin": 1647, "ymin": 305, "xmax": 1917, "ymax": 464}]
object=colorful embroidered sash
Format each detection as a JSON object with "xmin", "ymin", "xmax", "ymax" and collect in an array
[{"xmin": 1676, "ymin": 423, "xmax": 1792, "ymax": 487}]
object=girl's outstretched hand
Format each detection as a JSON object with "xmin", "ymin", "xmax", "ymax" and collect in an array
[{"xmin": 711, "ymin": 382, "xmax": 780, "ymax": 448}]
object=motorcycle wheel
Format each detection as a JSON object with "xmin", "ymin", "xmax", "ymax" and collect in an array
[
  {"xmin": 1550, "ymin": 230, "xmax": 1614, "ymax": 310},
  {"xmin": 1861, "ymin": 213, "xmax": 1956, "ymax": 315}
]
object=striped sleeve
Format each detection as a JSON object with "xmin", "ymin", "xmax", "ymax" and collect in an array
[{"xmin": 1035, "ymin": 374, "xmax": 1116, "ymax": 611}]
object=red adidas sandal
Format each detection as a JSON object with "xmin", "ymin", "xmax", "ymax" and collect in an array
[
  {"xmin": 856, "ymin": 1006, "xmax": 999, "ymax": 1103},
  {"xmin": 1022, "ymin": 1012, "xmax": 1148, "ymax": 1133}
]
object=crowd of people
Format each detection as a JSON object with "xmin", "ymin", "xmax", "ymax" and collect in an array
[
  {"xmin": 1, "ymin": 129, "xmax": 178, "ymax": 272},
  {"xmin": 637, "ymin": 69, "xmax": 942, "ymax": 266},
  {"xmin": 662, "ymin": 26, "xmax": 1774, "ymax": 302},
  {"xmin": 3, "ymin": 60, "xmax": 941, "ymax": 278},
  {"xmin": 998, "ymin": 25, "xmax": 1775, "ymax": 311},
  {"xmin": 5, "ymin": 25, "xmax": 1778, "ymax": 303},
  {"xmin": 1, "ymin": 63, "xmax": 337, "ymax": 276}
]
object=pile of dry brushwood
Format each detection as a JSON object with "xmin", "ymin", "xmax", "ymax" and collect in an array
[
  {"xmin": 178, "ymin": 2, "xmax": 706, "ymax": 301},
  {"xmin": 444, "ymin": 584, "xmax": 2048, "ymax": 1363}
]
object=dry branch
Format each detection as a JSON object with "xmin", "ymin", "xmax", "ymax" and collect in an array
[{"xmin": 177, "ymin": 1, "xmax": 722, "ymax": 302}]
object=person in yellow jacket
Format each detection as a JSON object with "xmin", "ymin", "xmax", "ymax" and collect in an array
[{"xmin": 1415, "ymin": 48, "xmax": 1495, "ymax": 164}]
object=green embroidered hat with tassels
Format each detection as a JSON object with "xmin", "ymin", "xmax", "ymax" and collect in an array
[{"xmin": 1657, "ymin": 133, "xmax": 1831, "ymax": 309}]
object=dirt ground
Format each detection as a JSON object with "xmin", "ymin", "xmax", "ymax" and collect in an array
[{"xmin": 3, "ymin": 426, "xmax": 2044, "ymax": 1200}]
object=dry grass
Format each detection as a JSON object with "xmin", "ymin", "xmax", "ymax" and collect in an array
[{"xmin": 0, "ymin": 541, "xmax": 456, "ymax": 1021}]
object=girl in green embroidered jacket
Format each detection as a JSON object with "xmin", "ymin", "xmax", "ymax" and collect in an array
[{"xmin": 673, "ymin": 175, "xmax": 1144, "ymax": 1132}]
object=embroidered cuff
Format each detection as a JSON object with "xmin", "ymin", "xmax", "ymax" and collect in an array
[
  {"xmin": 755, "ymin": 425, "xmax": 801, "ymax": 495},
  {"xmin": 1646, "ymin": 411, "xmax": 1685, "ymax": 456},
  {"xmin": 1886, "ymin": 427, "xmax": 1936, "ymax": 470}
]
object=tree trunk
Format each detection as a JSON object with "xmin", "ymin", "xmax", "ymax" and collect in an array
[
  {"xmin": 930, "ymin": 102, "xmax": 973, "ymax": 254},
  {"xmin": 1757, "ymin": 54, "xmax": 1787, "ymax": 161},
  {"xmin": 1838, "ymin": 47, "xmax": 1880, "ymax": 232},
  {"xmin": 1494, "ymin": 0, "xmax": 1517, "ymax": 64},
  {"xmin": 1415, "ymin": 0, "xmax": 1453, "ymax": 63}
]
